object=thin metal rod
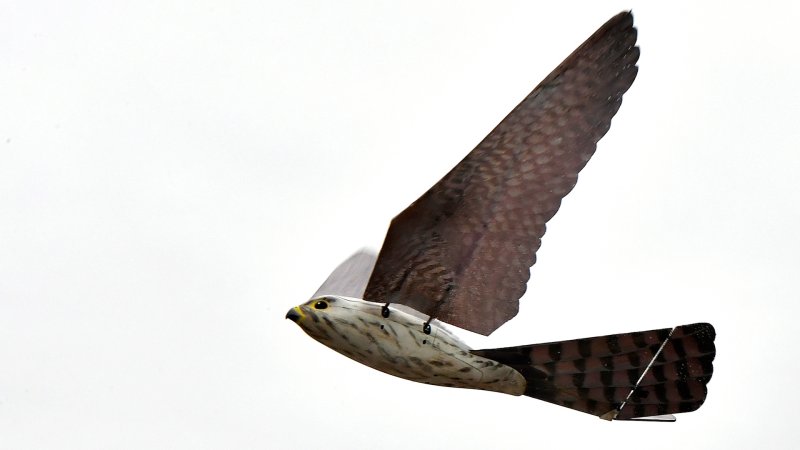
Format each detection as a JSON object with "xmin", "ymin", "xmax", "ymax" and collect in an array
[{"xmin": 615, "ymin": 326, "xmax": 676, "ymax": 418}]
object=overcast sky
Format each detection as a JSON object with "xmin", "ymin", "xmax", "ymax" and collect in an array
[{"xmin": 2, "ymin": 1, "xmax": 799, "ymax": 449}]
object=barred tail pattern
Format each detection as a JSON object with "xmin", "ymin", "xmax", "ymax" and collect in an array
[{"xmin": 471, "ymin": 323, "xmax": 715, "ymax": 420}]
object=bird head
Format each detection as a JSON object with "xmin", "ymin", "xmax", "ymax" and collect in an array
[{"xmin": 285, "ymin": 295, "xmax": 395, "ymax": 352}]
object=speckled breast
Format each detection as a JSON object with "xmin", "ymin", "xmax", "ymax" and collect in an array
[{"xmin": 292, "ymin": 296, "xmax": 526, "ymax": 396}]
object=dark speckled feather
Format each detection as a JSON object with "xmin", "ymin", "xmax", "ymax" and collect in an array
[
  {"xmin": 364, "ymin": 12, "xmax": 640, "ymax": 335},
  {"xmin": 471, "ymin": 323, "xmax": 716, "ymax": 419}
]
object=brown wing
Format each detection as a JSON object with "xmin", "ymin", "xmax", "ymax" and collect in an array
[
  {"xmin": 471, "ymin": 323, "xmax": 716, "ymax": 420},
  {"xmin": 312, "ymin": 250, "xmax": 377, "ymax": 299},
  {"xmin": 364, "ymin": 12, "xmax": 639, "ymax": 335}
]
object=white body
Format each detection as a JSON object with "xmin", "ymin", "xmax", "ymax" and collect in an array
[{"xmin": 289, "ymin": 295, "xmax": 526, "ymax": 395}]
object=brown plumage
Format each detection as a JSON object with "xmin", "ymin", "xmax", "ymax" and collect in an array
[
  {"xmin": 364, "ymin": 11, "xmax": 640, "ymax": 335},
  {"xmin": 472, "ymin": 323, "xmax": 716, "ymax": 420}
]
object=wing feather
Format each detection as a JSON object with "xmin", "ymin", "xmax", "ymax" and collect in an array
[
  {"xmin": 312, "ymin": 250, "xmax": 377, "ymax": 299},
  {"xmin": 365, "ymin": 12, "xmax": 639, "ymax": 335}
]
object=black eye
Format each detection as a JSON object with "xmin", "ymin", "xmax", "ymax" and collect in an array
[{"xmin": 313, "ymin": 300, "xmax": 328, "ymax": 310}]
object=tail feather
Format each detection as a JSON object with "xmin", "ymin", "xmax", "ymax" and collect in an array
[{"xmin": 471, "ymin": 323, "xmax": 715, "ymax": 420}]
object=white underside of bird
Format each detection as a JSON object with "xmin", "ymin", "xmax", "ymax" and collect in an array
[
  {"xmin": 287, "ymin": 295, "xmax": 527, "ymax": 396},
  {"xmin": 286, "ymin": 292, "xmax": 709, "ymax": 422}
]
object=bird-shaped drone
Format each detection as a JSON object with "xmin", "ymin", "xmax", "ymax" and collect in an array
[{"xmin": 286, "ymin": 11, "xmax": 715, "ymax": 421}]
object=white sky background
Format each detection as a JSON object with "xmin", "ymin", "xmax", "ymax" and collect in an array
[{"xmin": 2, "ymin": 1, "xmax": 799, "ymax": 448}]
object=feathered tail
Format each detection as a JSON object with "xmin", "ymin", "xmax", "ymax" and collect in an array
[{"xmin": 471, "ymin": 323, "xmax": 715, "ymax": 421}]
